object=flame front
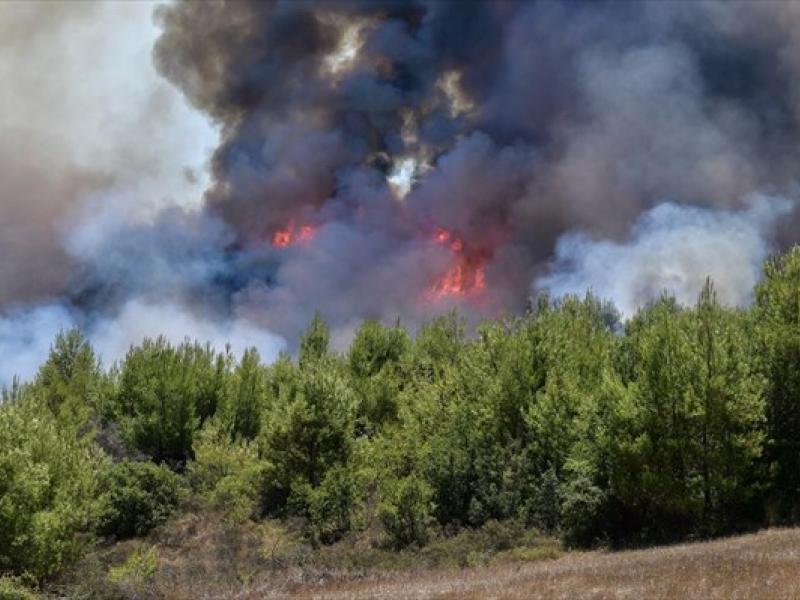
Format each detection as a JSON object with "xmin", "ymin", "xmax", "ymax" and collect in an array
[
  {"xmin": 271, "ymin": 221, "xmax": 317, "ymax": 248},
  {"xmin": 430, "ymin": 228, "xmax": 488, "ymax": 299}
]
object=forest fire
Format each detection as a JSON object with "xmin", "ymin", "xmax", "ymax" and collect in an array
[
  {"xmin": 430, "ymin": 228, "xmax": 489, "ymax": 298},
  {"xmin": 271, "ymin": 221, "xmax": 317, "ymax": 248}
]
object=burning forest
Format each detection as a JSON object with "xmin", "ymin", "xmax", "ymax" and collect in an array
[
  {"xmin": 2, "ymin": 0, "xmax": 800, "ymax": 380},
  {"xmin": 9, "ymin": 3, "xmax": 800, "ymax": 598}
]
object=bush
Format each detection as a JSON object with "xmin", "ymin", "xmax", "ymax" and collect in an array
[
  {"xmin": 305, "ymin": 465, "xmax": 355, "ymax": 545},
  {"xmin": 379, "ymin": 475, "xmax": 435, "ymax": 549},
  {"xmin": 0, "ymin": 576, "xmax": 38, "ymax": 600},
  {"xmin": 107, "ymin": 545, "xmax": 159, "ymax": 586},
  {"xmin": 187, "ymin": 422, "xmax": 264, "ymax": 523},
  {"xmin": 559, "ymin": 461, "xmax": 606, "ymax": 547},
  {"xmin": 97, "ymin": 461, "xmax": 185, "ymax": 539},
  {"xmin": 0, "ymin": 395, "xmax": 106, "ymax": 581}
]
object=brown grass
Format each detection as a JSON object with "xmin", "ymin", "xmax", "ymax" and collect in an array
[
  {"xmin": 49, "ymin": 521, "xmax": 800, "ymax": 599},
  {"xmin": 286, "ymin": 528, "xmax": 800, "ymax": 600}
]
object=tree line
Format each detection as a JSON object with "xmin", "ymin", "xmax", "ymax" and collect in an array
[{"xmin": 3, "ymin": 247, "xmax": 800, "ymax": 583}]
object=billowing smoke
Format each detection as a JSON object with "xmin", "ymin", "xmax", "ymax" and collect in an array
[
  {"xmin": 0, "ymin": 0, "xmax": 280, "ymax": 384},
  {"xmin": 4, "ymin": 0, "xmax": 800, "ymax": 383},
  {"xmin": 0, "ymin": 300, "xmax": 285, "ymax": 385},
  {"xmin": 536, "ymin": 197, "xmax": 792, "ymax": 317}
]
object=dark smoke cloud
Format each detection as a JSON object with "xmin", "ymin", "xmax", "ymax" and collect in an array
[
  {"xmin": 147, "ymin": 0, "xmax": 800, "ymax": 330},
  {"xmin": 4, "ymin": 0, "xmax": 800, "ymax": 381}
]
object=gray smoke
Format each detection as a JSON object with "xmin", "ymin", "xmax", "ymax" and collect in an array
[
  {"xmin": 4, "ymin": 0, "xmax": 800, "ymax": 384},
  {"xmin": 0, "ymin": 1, "xmax": 284, "ymax": 385}
]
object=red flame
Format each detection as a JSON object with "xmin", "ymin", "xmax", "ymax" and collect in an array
[
  {"xmin": 434, "ymin": 228, "xmax": 451, "ymax": 244},
  {"xmin": 429, "ymin": 228, "xmax": 489, "ymax": 298},
  {"xmin": 271, "ymin": 221, "xmax": 317, "ymax": 248}
]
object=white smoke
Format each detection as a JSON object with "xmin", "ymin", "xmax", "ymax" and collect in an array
[
  {"xmin": 535, "ymin": 196, "xmax": 792, "ymax": 316},
  {"xmin": 0, "ymin": 299, "xmax": 286, "ymax": 387},
  {"xmin": 0, "ymin": 1, "xmax": 219, "ymax": 307},
  {"xmin": 0, "ymin": 1, "xmax": 291, "ymax": 387},
  {"xmin": 90, "ymin": 299, "xmax": 286, "ymax": 367}
]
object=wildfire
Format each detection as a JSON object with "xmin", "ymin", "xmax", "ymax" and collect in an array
[
  {"xmin": 271, "ymin": 221, "xmax": 317, "ymax": 248},
  {"xmin": 429, "ymin": 228, "xmax": 488, "ymax": 298}
]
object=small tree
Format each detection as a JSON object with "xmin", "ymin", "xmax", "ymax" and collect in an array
[
  {"xmin": 260, "ymin": 361, "xmax": 355, "ymax": 521},
  {"xmin": 225, "ymin": 348, "xmax": 267, "ymax": 440},
  {"xmin": 35, "ymin": 329, "xmax": 103, "ymax": 424},
  {"xmin": 0, "ymin": 392, "xmax": 107, "ymax": 580},
  {"xmin": 755, "ymin": 247, "xmax": 800, "ymax": 521},
  {"xmin": 379, "ymin": 475, "xmax": 435, "ymax": 549},
  {"xmin": 113, "ymin": 338, "xmax": 225, "ymax": 464},
  {"xmin": 299, "ymin": 311, "xmax": 330, "ymax": 370}
]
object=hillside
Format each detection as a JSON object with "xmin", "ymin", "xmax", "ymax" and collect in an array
[
  {"xmin": 303, "ymin": 528, "xmax": 800, "ymax": 600},
  {"xmin": 268, "ymin": 529, "xmax": 800, "ymax": 600},
  {"xmin": 45, "ymin": 525, "xmax": 800, "ymax": 599}
]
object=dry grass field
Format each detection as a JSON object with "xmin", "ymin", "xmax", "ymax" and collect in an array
[
  {"xmin": 283, "ymin": 528, "xmax": 800, "ymax": 600},
  {"xmin": 53, "ymin": 519, "xmax": 800, "ymax": 599}
]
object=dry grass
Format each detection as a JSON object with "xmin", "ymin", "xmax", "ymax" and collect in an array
[
  {"xmin": 50, "ymin": 521, "xmax": 800, "ymax": 599},
  {"xmin": 286, "ymin": 528, "xmax": 800, "ymax": 600}
]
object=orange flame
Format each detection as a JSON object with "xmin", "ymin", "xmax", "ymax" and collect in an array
[
  {"xmin": 429, "ymin": 228, "xmax": 488, "ymax": 298},
  {"xmin": 271, "ymin": 221, "xmax": 317, "ymax": 248}
]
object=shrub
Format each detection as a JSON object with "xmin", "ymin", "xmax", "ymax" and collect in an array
[
  {"xmin": 0, "ymin": 576, "xmax": 38, "ymax": 600},
  {"xmin": 305, "ymin": 465, "xmax": 355, "ymax": 545},
  {"xmin": 187, "ymin": 422, "xmax": 264, "ymax": 523},
  {"xmin": 108, "ymin": 545, "xmax": 159, "ymax": 594},
  {"xmin": 0, "ymin": 395, "xmax": 106, "ymax": 581},
  {"xmin": 97, "ymin": 461, "xmax": 185, "ymax": 539},
  {"xmin": 379, "ymin": 475, "xmax": 435, "ymax": 549},
  {"xmin": 559, "ymin": 460, "xmax": 606, "ymax": 547}
]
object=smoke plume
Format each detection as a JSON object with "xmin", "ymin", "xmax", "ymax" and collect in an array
[
  {"xmin": 536, "ymin": 197, "xmax": 791, "ymax": 316},
  {"xmin": 4, "ymin": 0, "xmax": 800, "ymax": 383}
]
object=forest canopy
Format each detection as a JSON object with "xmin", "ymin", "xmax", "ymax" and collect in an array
[{"xmin": 3, "ymin": 247, "xmax": 800, "ymax": 584}]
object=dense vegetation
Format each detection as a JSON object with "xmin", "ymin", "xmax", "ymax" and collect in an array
[{"xmin": 4, "ymin": 247, "xmax": 800, "ymax": 590}]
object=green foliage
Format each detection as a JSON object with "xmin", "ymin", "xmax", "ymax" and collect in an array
[
  {"xmin": 34, "ymin": 329, "xmax": 104, "ymax": 426},
  {"xmin": 260, "ymin": 359, "xmax": 355, "ymax": 522},
  {"xmin": 379, "ymin": 475, "xmax": 435, "ymax": 549},
  {"xmin": 348, "ymin": 320, "xmax": 409, "ymax": 431},
  {"xmin": 305, "ymin": 465, "xmax": 355, "ymax": 545},
  {"xmin": 605, "ymin": 284, "xmax": 765, "ymax": 542},
  {"xmin": 14, "ymin": 249, "xmax": 800, "ymax": 575},
  {"xmin": 299, "ymin": 311, "xmax": 330, "ymax": 369},
  {"xmin": 409, "ymin": 311, "xmax": 466, "ymax": 382},
  {"xmin": 107, "ymin": 545, "xmax": 158, "ymax": 589},
  {"xmin": 0, "ymin": 576, "xmax": 38, "ymax": 600},
  {"xmin": 97, "ymin": 461, "xmax": 185, "ymax": 539},
  {"xmin": 187, "ymin": 421, "xmax": 264, "ymax": 523},
  {"xmin": 559, "ymin": 457, "xmax": 606, "ymax": 547},
  {"xmin": 224, "ymin": 348, "xmax": 267, "ymax": 440},
  {"xmin": 0, "ymin": 392, "xmax": 107, "ymax": 581},
  {"xmin": 755, "ymin": 247, "xmax": 800, "ymax": 521},
  {"xmin": 112, "ymin": 338, "xmax": 227, "ymax": 464}
]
